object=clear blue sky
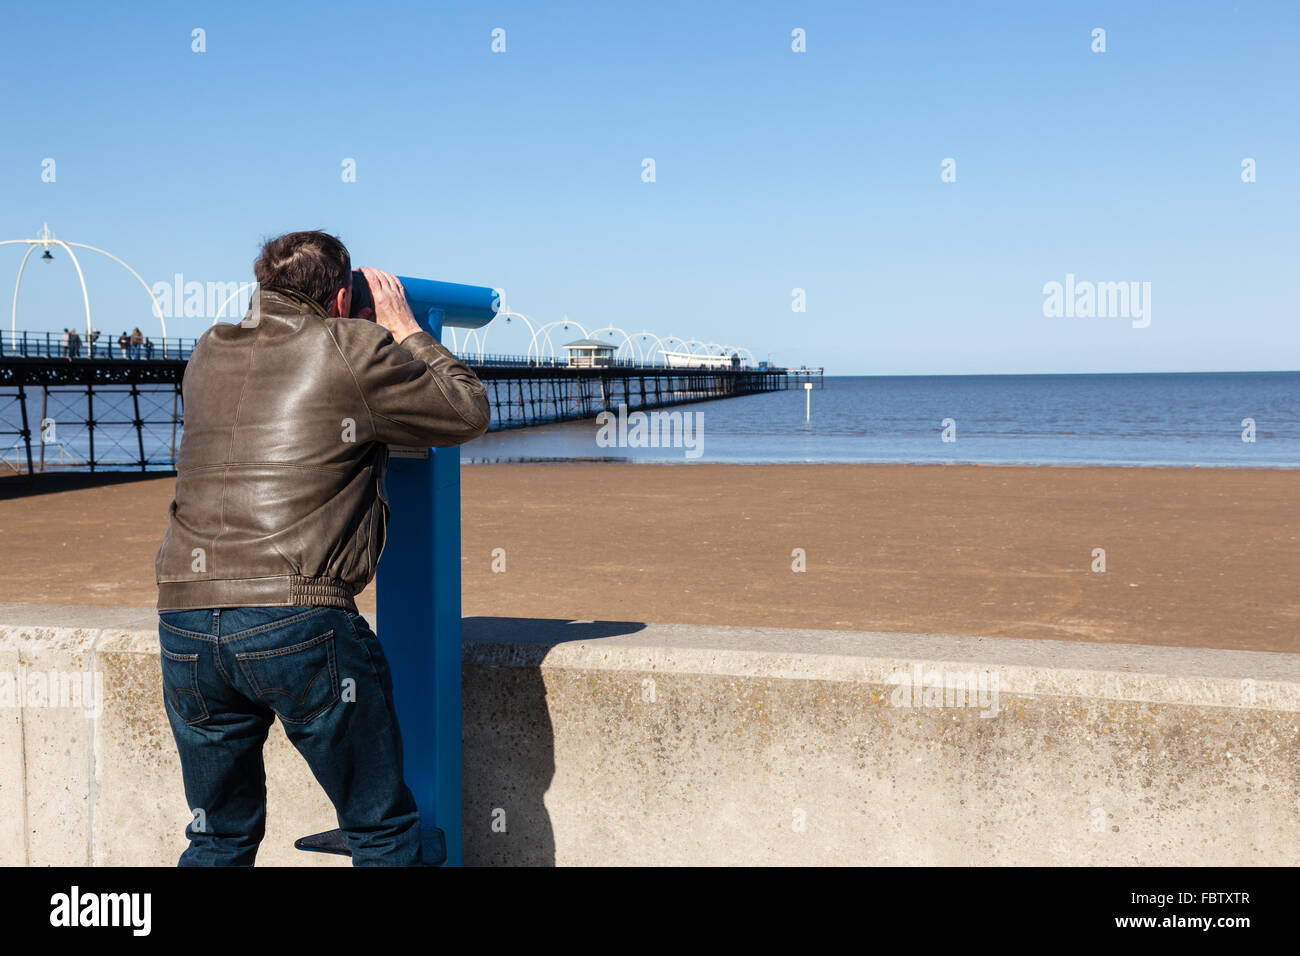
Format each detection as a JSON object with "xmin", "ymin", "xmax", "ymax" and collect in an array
[{"xmin": 1, "ymin": 0, "xmax": 1296, "ymax": 374}]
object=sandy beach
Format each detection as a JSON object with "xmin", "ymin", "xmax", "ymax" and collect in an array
[{"xmin": 1, "ymin": 463, "xmax": 1295, "ymax": 653}]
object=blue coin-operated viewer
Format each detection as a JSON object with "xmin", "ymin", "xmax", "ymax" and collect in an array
[{"xmin": 296, "ymin": 276, "xmax": 498, "ymax": 866}]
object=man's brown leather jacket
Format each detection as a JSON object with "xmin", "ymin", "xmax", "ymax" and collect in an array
[{"xmin": 155, "ymin": 287, "xmax": 490, "ymax": 612}]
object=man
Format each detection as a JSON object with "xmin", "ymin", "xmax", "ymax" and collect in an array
[{"xmin": 154, "ymin": 230, "xmax": 489, "ymax": 866}]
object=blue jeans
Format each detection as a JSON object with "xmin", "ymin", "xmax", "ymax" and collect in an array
[{"xmin": 158, "ymin": 605, "xmax": 423, "ymax": 866}]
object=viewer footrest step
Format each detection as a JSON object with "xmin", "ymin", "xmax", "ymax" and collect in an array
[{"xmin": 294, "ymin": 828, "xmax": 448, "ymax": 865}]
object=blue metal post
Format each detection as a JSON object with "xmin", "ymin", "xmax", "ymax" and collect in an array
[{"xmin": 374, "ymin": 279, "xmax": 496, "ymax": 868}]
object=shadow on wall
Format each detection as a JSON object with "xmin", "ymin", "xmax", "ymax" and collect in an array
[{"xmin": 461, "ymin": 616, "xmax": 646, "ymax": 867}]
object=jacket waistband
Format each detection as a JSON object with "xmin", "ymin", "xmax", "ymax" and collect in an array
[{"xmin": 157, "ymin": 575, "xmax": 358, "ymax": 613}]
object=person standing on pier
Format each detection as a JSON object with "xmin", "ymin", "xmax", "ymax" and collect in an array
[{"xmin": 154, "ymin": 230, "xmax": 489, "ymax": 866}]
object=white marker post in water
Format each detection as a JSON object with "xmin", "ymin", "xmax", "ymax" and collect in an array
[{"xmin": 805, "ymin": 381, "xmax": 812, "ymax": 422}]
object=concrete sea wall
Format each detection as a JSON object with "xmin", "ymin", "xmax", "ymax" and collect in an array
[{"xmin": 0, "ymin": 605, "xmax": 1296, "ymax": 865}]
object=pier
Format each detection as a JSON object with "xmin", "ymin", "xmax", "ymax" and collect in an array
[
  {"xmin": 786, "ymin": 366, "xmax": 824, "ymax": 388},
  {"xmin": 0, "ymin": 333, "xmax": 799, "ymax": 474},
  {"xmin": 476, "ymin": 363, "xmax": 786, "ymax": 431}
]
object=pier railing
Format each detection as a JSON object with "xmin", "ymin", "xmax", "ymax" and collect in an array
[
  {"xmin": 0, "ymin": 330, "xmax": 199, "ymax": 361},
  {"xmin": 0, "ymin": 331, "xmax": 785, "ymax": 373}
]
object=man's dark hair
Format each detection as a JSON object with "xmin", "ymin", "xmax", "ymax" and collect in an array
[{"xmin": 253, "ymin": 231, "xmax": 351, "ymax": 311}]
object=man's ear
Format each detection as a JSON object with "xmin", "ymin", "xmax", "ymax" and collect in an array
[{"xmin": 331, "ymin": 286, "xmax": 350, "ymax": 318}]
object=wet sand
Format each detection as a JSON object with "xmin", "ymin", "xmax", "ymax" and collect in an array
[{"xmin": 1, "ymin": 464, "xmax": 1296, "ymax": 652}]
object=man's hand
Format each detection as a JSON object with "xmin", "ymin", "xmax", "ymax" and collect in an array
[{"xmin": 359, "ymin": 267, "xmax": 421, "ymax": 344}]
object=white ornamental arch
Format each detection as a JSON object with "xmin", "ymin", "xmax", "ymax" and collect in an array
[{"xmin": 3, "ymin": 224, "xmax": 170, "ymax": 353}]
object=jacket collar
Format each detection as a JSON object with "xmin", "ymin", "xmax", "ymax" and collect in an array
[{"xmin": 255, "ymin": 286, "xmax": 332, "ymax": 319}]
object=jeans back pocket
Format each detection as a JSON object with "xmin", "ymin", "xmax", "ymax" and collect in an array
[
  {"xmin": 235, "ymin": 630, "xmax": 340, "ymax": 724},
  {"xmin": 160, "ymin": 647, "xmax": 209, "ymax": 725}
]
